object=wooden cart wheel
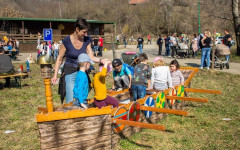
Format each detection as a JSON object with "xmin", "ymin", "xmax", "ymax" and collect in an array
[
  {"xmin": 144, "ymin": 96, "xmax": 155, "ymax": 119},
  {"xmin": 168, "ymin": 88, "xmax": 177, "ymax": 109},
  {"xmin": 156, "ymin": 92, "xmax": 166, "ymax": 109},
  {"xmin": 113, "ymin": 106, "xmax": 128, "ymax": 134},
  {"xmin": 127, "ymin": 101, "xmax": 141, "ymax": 122}
]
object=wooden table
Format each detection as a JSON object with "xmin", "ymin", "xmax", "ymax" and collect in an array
[
  {"xmin": 0, "ymin": 73, "xmax": 28, "ymax": 88},
  {"xmin": 4, "ymin": 49, "xmax": 17, "ymax": 60}
]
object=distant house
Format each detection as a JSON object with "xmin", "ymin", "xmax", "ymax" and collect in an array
[{"xmin": 129, "ymin": 0, "xmax": 150, "ymax": 5}]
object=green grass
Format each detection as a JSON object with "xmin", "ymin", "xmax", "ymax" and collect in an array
[
  {"xmin": 0, "ymin": 64, "xmax": 240, "ymax": 149},
  {"xmin": 229, "ymin": 45, "xmax": 240, "ymax": 63}
]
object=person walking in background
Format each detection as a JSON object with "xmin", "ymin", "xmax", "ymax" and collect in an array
[
  {"xmin": 157, "ymin": 35, "xmax": 163, "ymax": 56},
  {"xmin": 165, "ymin": 35, "xmax": 171, "ymax": 57},
  {"xmin": 223, "ymin": 29, "xmax": 232, "ymax": 62},
  {"xmin": 53, "ymin": 41, "xmax": 60, "ymax": 61},
  {"xmin": 147, "ymin": 34, "xmax": 151, "ymax": 44},
  {"xmin": 200, "ymin": 31, "xmax": 212, "ymax": 70},
  {"xmin": 123, "ymin": 35, "xmax": 127, "ymax": 48},
  {"xmin": 137, "ymin": 35, "xmax": 144, "ymax": 54},
  {"xmin": 191, "ymin": 34, "xmax": 198, "ymax": 58},
  {"xmin": 131, "ymin": 36, "xmax": 134, "ymax": 45},
  {"xmin": 98, "ymin": 36, "xmax": 103, "ymax": 57},
  {"xmin": 170, "ymin": 33, "xmax": 178, "ymax": 58}
]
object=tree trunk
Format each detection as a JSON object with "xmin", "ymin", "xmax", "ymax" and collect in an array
[{"xmin": 232, "ymin": 0, "xmax": 240, "ymax": 56}]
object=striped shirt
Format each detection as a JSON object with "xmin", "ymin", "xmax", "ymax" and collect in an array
[{"xmin": 171, "ymin": 70, "xmax": 184, "ymax": 86}]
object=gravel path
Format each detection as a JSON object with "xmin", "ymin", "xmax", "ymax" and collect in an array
[{"xmin": 13, "ymin": 43, "xmax": 240, "ymax": 75}]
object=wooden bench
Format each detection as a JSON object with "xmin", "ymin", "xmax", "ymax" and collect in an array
[{"xmin": 0, "ymin": 73, "xmax": 28, "ymax": 88}]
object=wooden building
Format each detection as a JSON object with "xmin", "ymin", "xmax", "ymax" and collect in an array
[{"xmin": 0, "ymin": 17, "xmax": 116, "ymax": 52}]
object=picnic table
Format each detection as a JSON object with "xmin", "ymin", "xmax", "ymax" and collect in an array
[
  {"xmin": 0, "ymin": 73, "xmax": 28, "ymax": 88},
  {"xmin": 4, "ymin": 49, "xmax": 17, "ymax": 60}
]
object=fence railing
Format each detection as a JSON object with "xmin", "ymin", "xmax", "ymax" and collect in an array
[{"xmin": 0, "ymin": 33, "xmax": 114, "ymax": 43}]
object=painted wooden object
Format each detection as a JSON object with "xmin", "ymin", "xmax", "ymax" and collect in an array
[
  {"xmin": 127, "ymin": 102, "xmax": 141, "ymax": 122},
  {"xmin": 36, "ymin": 67, "xmax": 223, "ymax": 149},
  {"xmin": 112, "ymin": 106, "xmax": 128, "ymax": 134},
  {"xmin": 168, "ymin": 88, "xmax": 177, "ymax": 108},
  {"xmin": 144, "ymin": 96, "xmax": 155, "ymax": 118},
  {"xmin": 156, "ymin": 92, "xmax": 166, "ymax": 108}
]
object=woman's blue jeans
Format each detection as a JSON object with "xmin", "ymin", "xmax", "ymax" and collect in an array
[
  {"xmin": 65, "ymin": 72, "xmax": 78, "ymax": 103},
  {"xmin": 54, "ymin": 49, "xmax": 58, "ymax": 61},
  {"xmin": 165, "ymin": 44, "xmax": 170, "ymax": 56},
  {"xmin": 201, "ymin": 47, "xmax": 211, "ymax": 68},
  {"xmin": 139, "ymin": 44, "xmax": 143, "ymax": 54},
  {"xmin": 131, "ymin": 85, "xmax": 146, "ymax": 101}
]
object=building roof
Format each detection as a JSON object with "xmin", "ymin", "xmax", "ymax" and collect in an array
[
  {"xmin": 129, "ymin": 0, "xmax": 149, "ymax": 5},
  {"xmin": 0, "ymin": 17, "xmax": 114, "ymax": 24}
]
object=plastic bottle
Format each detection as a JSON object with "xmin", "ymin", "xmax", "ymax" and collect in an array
[
  {"xmin": 20, "ymin": 65, "xmax": 23, "ymax": 72},
  {"xmin": 26, "ymin": 60, "xmax": 30, "ymax": 71}
]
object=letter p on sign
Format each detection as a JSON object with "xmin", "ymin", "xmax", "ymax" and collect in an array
[{"xmin": 43, "ymin": 29, "xmax": 53, "ymax": 42}]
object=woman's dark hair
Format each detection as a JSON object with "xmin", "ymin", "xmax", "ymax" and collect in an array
[
  {"xmin": 194, "ymin": 34, "xmax": 197, "ymax": 38},
  {"xmin": 170, "ymin": 59, "xmax": 180, "ymax": 70},
  {"xmin": 75, "ymin": 17, "xmax": 90, "ymax": 30},
  {"xmin": 139, "ymin": 53, "xmax": 148, "ymax": 62}
]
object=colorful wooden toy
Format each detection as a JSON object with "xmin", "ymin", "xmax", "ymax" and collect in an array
[
  {"xmin": 113, "ymin": 106, "xmax": 128, "ymax": 133},
  {"xmin": 156, "ymin": 92, "xmax": 166, "ymax": 108},
  {"xmin": 127, "ymin": 101, "xmax": 141, "ymax": 121},
  {"xmin": 168, "ymin": 88, "xmax": 176, "ymax": 108},
  {"xmin": 144, "ymin": 96, "xmax": 155, "ymax": 119}
]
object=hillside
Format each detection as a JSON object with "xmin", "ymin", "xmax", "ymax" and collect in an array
[{"xmin": 0, "ymin": 0, "xmax": 234, "ymax": 35}]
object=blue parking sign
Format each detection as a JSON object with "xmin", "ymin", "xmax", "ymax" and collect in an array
[{"xmin": 43, "ymin": 29, "xmax": 52, "ymax": 41}]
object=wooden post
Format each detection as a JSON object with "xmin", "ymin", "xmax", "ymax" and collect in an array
[
  {"xmin": 50, "ymin": 21, "xmax": 52, "ymax": 28},
  {"xmin": 22, "ymin": 21, "xmax": 25, "ymax": 42},
  {"xmin": 44, "ymin": 78, "xmax": 53, "ymax": 113}
]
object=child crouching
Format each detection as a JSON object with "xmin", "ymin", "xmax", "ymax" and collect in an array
[
  {"xmin": 92, "ymin": 60, "xmax": 119, "ymax": 109},
  {"xmin": 73, "ymin": 53, "xmax": 94, "ymax": 108}
]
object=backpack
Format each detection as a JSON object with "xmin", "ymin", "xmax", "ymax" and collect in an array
[{"xmin": 123, "ymin": 63, "xmax": 134, "ymax": 76}]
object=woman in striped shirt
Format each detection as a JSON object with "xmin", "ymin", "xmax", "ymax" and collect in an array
[{"xmin": 170, "ymin": 60, "xmax": 184, "ymax": 86}]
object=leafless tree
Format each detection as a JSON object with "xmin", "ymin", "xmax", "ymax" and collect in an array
[{"xmin": 232, "ymin": 0, "xmax": 240, "ymax": 55}]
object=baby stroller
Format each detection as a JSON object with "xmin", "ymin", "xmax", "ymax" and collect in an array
[
  {"xmin": 177, "ymin": 43, "xmax": 190, "ymax": 58},
  {"xmin": 121, "ymin": 52, "xmax": 140, "ymax": 67},
  {"xmin": 211, "ymin": 44, "xmax": 230, "ymax": 70}
]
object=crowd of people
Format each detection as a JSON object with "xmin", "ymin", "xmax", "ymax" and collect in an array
[
  {"xmin": 0, "ymin": 37, "xmax": 20, "ymax": 57},
  {"xmin": 50, "ymin": 17, "xmax": 185, "ymax": 109},
  {"xmin": 36, "ymin": 40, "xmax": 61, "ymax": 61}
]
